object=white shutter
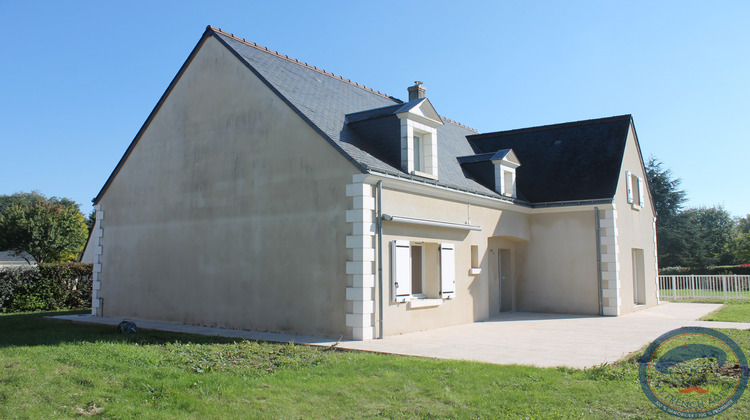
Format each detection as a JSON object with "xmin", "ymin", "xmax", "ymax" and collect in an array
[
  {"xmin": 440, "ymin": 243, "xmax": 456, "ymax": 298},
  {"xmin": 625, "ymin": 171, "xmax": 633, "ymax": 204},
  {"xmin": 392, "ymin": 240, "xmax": 411, "ymax": 300},
  {"xmin": 637, "ymin": 177, "xmax": 645, "ymax": 207}
]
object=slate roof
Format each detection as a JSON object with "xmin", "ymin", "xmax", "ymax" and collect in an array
[
  {"xmin": 467, "ymin": 115, "xmax": 633, "ymax": 203},
  {"xmin": 210, "ymin": 29, "xmax": 500, "ymax": 198},
  {"xmin": 94, "ymin": 26, "xmax": 636, "ymax": 207}
]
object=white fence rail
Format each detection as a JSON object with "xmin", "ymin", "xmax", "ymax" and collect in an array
[{"xmin": 659, "ymin": 275, "xmax": 750, "ymax": 300}]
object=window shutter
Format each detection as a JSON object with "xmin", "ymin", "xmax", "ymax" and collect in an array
[
  {"xmin": 637, "ymin": 177, "xmax": 645, "ymax": 207},
  {"xmin": 440, "ymin": 243, "xmax": 456, "ymax": 298},
  {"xmin": 625, "ymin": 171, "xmax": 633, "ymax": 204},
  {"xmin": 392, "ymin": 240, "xmax": 411, "ymax": 300}
]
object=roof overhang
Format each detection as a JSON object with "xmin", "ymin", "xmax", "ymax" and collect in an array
[{"xmin": 395, "ymin": 98, "xmax": 443, "ymax": 127}]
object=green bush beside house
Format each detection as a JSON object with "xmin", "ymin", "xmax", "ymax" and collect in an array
[{"xmin": 0, "ymin": 262, "xmax": 92, "ymax": 312}]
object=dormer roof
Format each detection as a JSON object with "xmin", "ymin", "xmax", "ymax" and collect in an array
[
  {"xmin": 457, "ymin": 149, "xmax": 520, "ymax": 166},
  {"xmin": 394, "ymin": 98, "xmax": 443, "ymax": 126},
  {"xmin": 346, "ymin": 98, "xmax": 443, "ymax": 126}
]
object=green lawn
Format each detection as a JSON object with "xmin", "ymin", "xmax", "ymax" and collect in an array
[
  {"xmin": 1, "ymin": 310, "xmax": 748, "ymax": 418},
  {"xmin": 659, "ymin": 289, "xmax": 750, "ymax": 300},
  {"xmin": 700, "ymin": 300, "xmax": 750, "ymax": 322}
]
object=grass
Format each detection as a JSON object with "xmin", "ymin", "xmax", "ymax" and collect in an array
[
  {"xmin": 700, "ymin": 300, "xmax": 750, "ymax": 322},
  {"xmin": 659, "ymin": 289, "xmax": 750, "ymax": 300},
  {"xmin": 0, "ymin": 310, "xmax": 748, "ymax": 418}
]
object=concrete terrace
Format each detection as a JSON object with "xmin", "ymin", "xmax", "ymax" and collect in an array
[{"xmin": 51, "ymin": 302, "xmax": 748, "ymax": 369}]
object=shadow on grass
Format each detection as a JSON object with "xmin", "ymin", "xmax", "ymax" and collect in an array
[{"xmin": 0, "ymin": 310, "xmax": 247, "ymax": 348}]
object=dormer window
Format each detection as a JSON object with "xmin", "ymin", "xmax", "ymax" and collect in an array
[
  {"xmin": 456, "ymin": 148, "xmax": 521, "ymax": 199},
  {"xmin": 413, "ymin": 134, "xmax": 423, "ymax": 172},
  {"xmin": 395, "ymin": 83, "xmax": 443, "ymax": 179},
  {"xmin": 344, "ymin": 83, "xmax": 443, "ymax": 180},
  {"xmin": 503, "ymin": 170, "xmax": 514, "ymax": 196},
  {"xmin": 408, "ymin": 129, "xmax": 434, "ymax": 176},
  {"xmin": 492, "ymin": 149, "xmax": 520, "ymax": 198},
  {"xmin": 398, "ymin": 108, "xmax": 442, "ymax": 179}
]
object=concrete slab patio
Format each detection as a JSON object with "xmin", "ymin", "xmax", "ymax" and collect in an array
[{"xmin": 51, "ymin": 302, "xmax": 748, "ymax": 369}]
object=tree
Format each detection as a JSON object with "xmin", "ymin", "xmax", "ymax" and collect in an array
[
  {"xmin": 86, "ymin": 209, "xmax": 96, "ymax": 235},
  {"xmin": 645, "ymin": 157, "xmax": 688, "ymax": 267},
  {"xmin": 0, "ymin": 192, "xmax": 88, "ymax": 264},
  {"xmin": 678, "ymin": 206, "xmax": 735, "ymax": 267},
  {"xmin": 0, "ymin": 191, "xmax": 46, "ymax": 213},
  {"xmin": 728, "ymin": 214, "xmax": 750, "ymax": 263}
]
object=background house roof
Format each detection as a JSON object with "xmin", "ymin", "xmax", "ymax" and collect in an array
[
  {"xmin": 0, "ymin": 251, "xmax": 35, "ymax": 266},
  {"xmin": 467, "ymin": 115, "xmax": 632, "ymax": 203}
]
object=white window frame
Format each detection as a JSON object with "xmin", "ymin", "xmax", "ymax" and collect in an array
[
  {"xmin": 410, "ymin": 243, "xmax": 426, "ymax": 298},
  {"xmin": 399, "ymin": 118, "xmax": 439, "ymax": 179},
  {"xmin": 413, "ymin": 134, "xmax": 424, "ymax": 173},
  {"xmin": 391, "ymin": 240, "xmax": 455, "ymax": 303},
  {"xmin": 626, "ymin": 171, "xmax": 644, "ymax": 210}
]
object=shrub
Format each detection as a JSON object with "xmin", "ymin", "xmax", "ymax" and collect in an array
[
  {"xmin": 0, "ymin": 266, "xmax": 41, "ymax": 310},
  {"xmin": 0, "ymin": 263, "xmax": 92, "ymax": 312},
  {"xmin": 659, "ymin": 265, "xmax": 750, "ymax": 275}
]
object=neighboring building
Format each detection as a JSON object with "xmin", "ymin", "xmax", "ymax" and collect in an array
[
  {"xmin": 86, "ymin": 26, "xmax": 658, "ymax": 340},
  {"xmin": 80, "ymin": 231, "xmax": 98, "ymax": 264},
  {"xmin": 0, "ymin": 251, "xmax": 36, "ymax": 267}
]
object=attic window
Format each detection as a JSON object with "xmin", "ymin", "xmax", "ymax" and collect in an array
[
  {"xmin": 491, "ymin": 149, "xmax": 521, "ymax": 198},
  {"xmin": 402, "ymin": 122, "xmax": 437, "ymax": 179},
  {"xmin": 503, "ymin": 171, "xmax": 514, "ymax": 197},
  {"xmin": 413, "ymin": 134, "xmax": 424, "ymax": 172},
  {"xmin": 626, "ymin": 170, "xmax": 645, "ymax": 209}
]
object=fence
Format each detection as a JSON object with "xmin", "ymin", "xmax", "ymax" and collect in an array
[{"xmin": 659, "ymin": 275, "xmax": 750, "ymax": 301}]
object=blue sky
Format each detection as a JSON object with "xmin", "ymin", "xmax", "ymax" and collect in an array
[{"xmin": 1, "ymin": 1, "xmax": 748, "ymax": 217}]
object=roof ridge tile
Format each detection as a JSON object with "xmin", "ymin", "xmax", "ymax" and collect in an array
[
  {"xmin": 441, "ymin": 116, "xmax": 478, "ymax": 133},
  {"xmin": 469, "ymin": 114, "xmax": 631, "ymax": 139}
]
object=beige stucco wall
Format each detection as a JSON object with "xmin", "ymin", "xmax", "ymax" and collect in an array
[
  {"xmin": 517, "ymin": 210, "xmax": 600, "ymax": 315},
  {"xmin": 96, "ymin": 36, "xmax": 357, "ymax": 338},
  {"xmin": 376, "ymin": 187, "xmax": 530, "ymax": 336},
  {"xmin": 613, "ymin": 125, "xmax": 659, "ymax": 314},
  {"xmin": 374, "ymin": 184, "xmax": 609, "ymax": 336}
]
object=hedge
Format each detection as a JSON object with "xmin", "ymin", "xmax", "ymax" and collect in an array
[
  {"xmin": 659, "ymin": 265, "xmax": 750, "ymax": 276},
  {"xmin": 0, "ymin": 262, "xmax": 92, "ymax": 312}
]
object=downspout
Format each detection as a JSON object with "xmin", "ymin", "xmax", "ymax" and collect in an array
[
  {"xmin": 594, "ymin": 207, "xmax": 603, "ymax": 316},
  {"xmin": 376, "ymin": 180, "xmax": 384, "ymax": 339}
]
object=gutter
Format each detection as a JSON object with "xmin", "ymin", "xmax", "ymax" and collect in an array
[
  {"xmin": 376, "ymin": 181, "xmax": 384, "ymax": 339},
  {"xmin": 364, "ymin": 168, "xmax": 613, "ymax": 212}
]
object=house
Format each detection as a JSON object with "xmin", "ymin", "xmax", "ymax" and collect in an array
[
  {"xmin": 0, "ymin": 251, "xmax": 35, "ymax": 267},
  {"xmin": 86, "ymin": 26, "xmax": 658, "ymax": 340}
]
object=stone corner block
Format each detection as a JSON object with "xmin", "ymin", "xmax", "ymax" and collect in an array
[
  {"xmin": 351, "ymin": 326, "xmax": 375, "ymax": 341},
  {"xmin": 346, "ymin": 183, "xmax": 373, "ymax": 197}
]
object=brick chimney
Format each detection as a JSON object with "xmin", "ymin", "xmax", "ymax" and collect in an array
[{"xmin": 407, "ymin": 81, "xmax": 426, "ymax": 101}]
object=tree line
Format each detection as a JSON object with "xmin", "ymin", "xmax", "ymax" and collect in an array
[{"xmin": 646, "ymin": 157, "xmax": 750, "ymax": 268}]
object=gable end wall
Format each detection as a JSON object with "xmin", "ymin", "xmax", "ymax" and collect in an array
[
  {"xmin": 96, "ymin": 36, "xmax": 357, "ymax": 337},
  {"xmin": 612, "ymin": 124, "xmax": 658, "ymax": 314}
]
